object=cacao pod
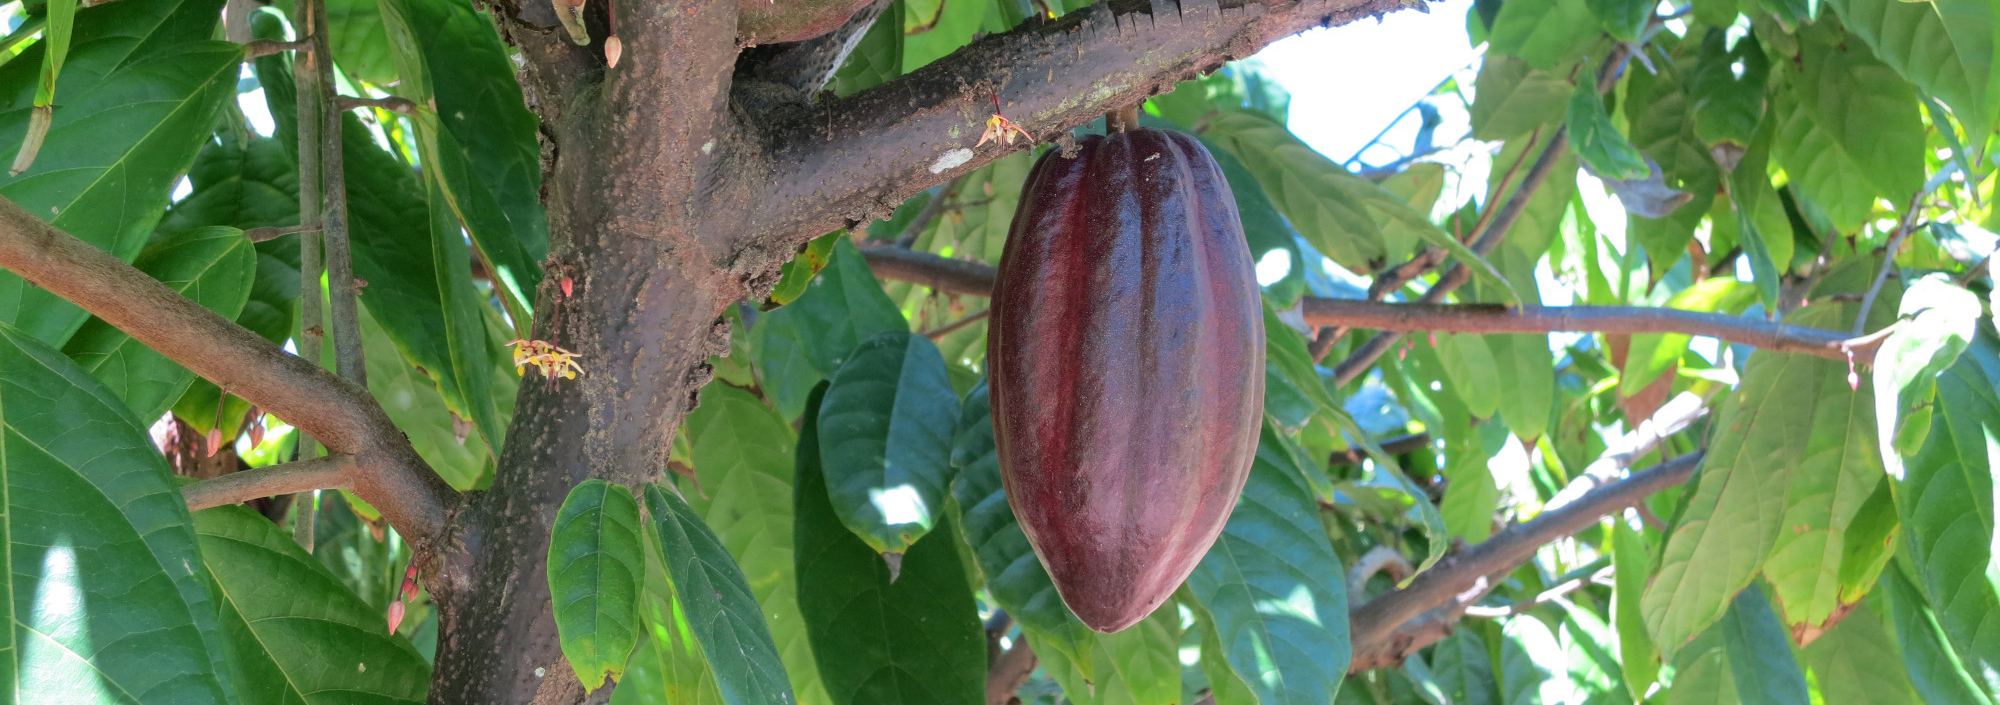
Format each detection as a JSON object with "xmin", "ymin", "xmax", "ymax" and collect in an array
[{"xmin": 988, "ymin": 128, "xmax": 1265, "ymax": 633}]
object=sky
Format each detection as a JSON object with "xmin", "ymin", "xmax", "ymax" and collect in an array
[{"xmin": 1249, "ymin": 0, "xmax": 1481, "ymax": 167}]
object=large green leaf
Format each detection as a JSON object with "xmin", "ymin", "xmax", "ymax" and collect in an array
[
  {"xmin": 1801, "ymin": 599, "xmax": 1922, "ymax": 705},
  {"xmin": 816, "ymin": 332, "xmax": 958, "ymax": 555},
  {"xmin": 921, "ymin": 151, "xmax": 1033, "ymax": 266},
  {"xmin": 1566, "ymin": 80, "xmax": 1649, "ymax": 180},
  {"xmin": 1436, "ymin": 332, "xmax": 1502, "ymax": 418},
  {"xmin": 948, "ymin": 381, "xmax": 1096, "ymax": 674},
  {"xmin": 1470, "ymin": 56, "xmax": 1572, "ymax": 142},
  {"xmin": 0, "ymin": 0, "xmax": 238, "ymax": 343},
  {"xmin": 1688, "ymin": 30, "xmax": 1769, "ymax": 150},
  {"xmin": 1873, "ymin": 276, "xmax": 1982, "ymax": 479},
  {"xmin": 195, "ymin": 503, "xmax": 429, "ymax": 703},
  {"xmin": 683, "ymin": 384, "xmax": 831, "ymax": 705},
  {"xmin": 1642, "ymin": 306, "xmax": 1862, "ymax": 657},
  {"xmin": 1498, "ymin": 616, "xmax": 1573, "ymax": 705},
  {"xmin": 1825, "ymin": 0, "xmax": 2000, "ymax": 138},
  {"xmin": 64, "ymin": 226, "xmax": 255, "ymax": 421},
  {"xmin": 1202, "ymin": 109, "xmax": 1511, "ymax": 295},
  {"xmin": 1426, "ymin": 629, "xmax": 1499, "ymax": 705},
  {"xmin": 1880, "ymin": 567, "xmax": 1995, "ymax": 705},
  {"xmin": 1609, "ymin": 519, "xmax": 1658, "ymax": 700},
  {"xmin": 754, "ymin": 238, "xmax": 909, "ymax": 419},
  {"xmin": 0, "ymin": 323, "xmax": 234, "ymax": 702},
  {"xmin": 1488, "ymin": 0, "xmax": 1600, "ymax": 69},
  {"xmin": 1186, "ymin": 425, "xmax": 1350, "ymax": 705},
  {"xmin": 646, "ymin": 484, "xmax": 796, "ymax": 705},
  {"xmin": 830, "ymin": 0, "xmax": 902, "ymax": 97},
  {"xmin": 357, "ymin": 305, "xmax": 501, "ymax": 490},
  {"xmin": 1664, "ymin": 621, "xmax": 1739, "ymax": 705},
  {"xmin": 1771, "ymin": 27, "xmax": 1926, "ymax": 231},
  {"xmin": 549, "ymin": 479, "xmax": 645, "ymax": 692},
  {"xmin": 901, "ymin": 0, "xmax": 983, "ymax": 71},
  {"xmin": 1718, "ymin": 585, "xmax": 1809, "ymax": 705},
  {"xmin": 794, "ymin": 384, "xmax": 985, "ymax": 705},
  {"xmin": 325, "ymin": 0, "xmax": 398, "ymax": 84},
  {"xmin": 375, "ymin": 0, "xmax": 547, "ymax": 315},
  {"xmin": 1035, "ymin": 607, "xmax": 1180, "ymax": 705},
  {"xmin": 1892, "ymin": 335, "xmax": 2000, "ymax": 698},
  {"xmin": 1760, "ymin": 320, "xmax": 1891, "ymax": 639}
]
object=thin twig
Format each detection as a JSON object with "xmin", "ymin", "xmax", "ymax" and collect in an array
[
  {"xmin": 922, "ymin": 308, "xmax": 988, "ymax": 341},
  {"xmin": 292, "ymin": 0, "xmax": 329, "ymax": 552},
  {"xmin": 242, "ymin": 38, "xmax": 309, "ymax": 58},
  {"xmin": 311, "ymin": 0, "xmax": 365, "ymax": 389},
  {"xmin": 894, "ymin": 180, "xmax": 958, "ymax": 248},
  {"xmin": 244, "ymin": 224, "xmax": 321, "ymax": 242},
  {"xmin": 185, "ymin": 455, "xmax": 355, "ymax": 511},
  {"xmin": 1853, "ymin": 189, "xmax": 1930, "ymax": 334},
  {"xmin": 1329, "ymin": 432, "xmax": 1431, "ymax": 466},
  {"xmin": 334, "ymin": 95, "xmax": 420, "ymax": 115},
  {"xmin": 858, "ymin": 247, "xmax": 1884, "ymax": 364}
]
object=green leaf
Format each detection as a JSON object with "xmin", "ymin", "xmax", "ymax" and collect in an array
[
  {"xmin": 1470, "ymin": 56, "xmax": 1572, "ymax": 142},
  {"xmin": 1891, "ymin": 334, "xmax": 2000, "ymax": 698},
  {"xmin": 64, "ymin": 226, "xmax": 255, "ymax": 421},
  {"xmin": 1427, "ymin": 629, "xmax": 1499, "ymax": 705},
  {"xmin": 795, "ymin": 384, "xmax": 986, "ymax": 705},
  {"xmin": 902, "ymin": 0, "xmax": 983, "ymax": 71},
  {"xmin": 769, "ymin": 233, "xmax": 842, "ymax": 308},
  {"xmin": 195, "ymin": 503, "xmax": 429, "ymax": 702},
  {"xmin": 1801, "ymin": 599, "xmax": 1922, "ymax": 705},
  {"xmin": 1557, "ymin": 604, "xmax": 1625, "ymax": 701},
  {"xmin": 376, "ymin": 0, "xmax": 548, "ymax": 315},
  {"xmin": 1610, "ymin": 519, "xmax": 1659, "ymax": 700},
  {"xmin": 1488, "ymin": 0, "xmax": 1600, "ymax": 69},
  {"xmin": 1488, "ymin": 332, "xmax": 1554, "ymax": 439},
  {"xmin": 0, "ymin": 0, "xmax": 239, "ymax": 343},
  {"xmin": 1643, "ymin": 305, "xmax": 1863, "ymax": 658},
  {"xmin": 1772, "ymin": 27, "xmax": 1927, "ymax": 231},
  {"xmin": 1689, "ymin": 30, "xmax": 1769, "ymax": 149},
  {"xmin": 34, "ymin": 0, "xmax": 76, "ymax": 107},
  {"xmin": 1567, "ymin": 81, "xmax": 1650, "ymax": 180},
  {"xmin": 419, "ymin": 169, "xmax": 509, "ymax": 455},
  {"xmin": 1760, "ymin": 325, "xmax": 1890, "ymax": 638},
  {"xmin": 1880, "ymin": 567, "xmax": 1996, "ymax": 705},
  {"xmin": 1186, "ymin": 424, "xmax": 1350, "ymax": 705},
  {"xmin": 1436, "ymin": 332, "xmax": 1502, "ymax": 418},
  {"xmin": 1498, "ymin": 616, "xmax": 1573, "ymax": 705},
  {"xmin": 646, "ymin": 483, "xmax": 797, "ymax": 705},
  {"xmin": 359, "ymin": 304, "xmax": 504, "ymax": 489},
  {"xmin": 1718, "ymin": 585, "xmax": 1809, "ymax": 705},
  {"xmin": 549, "ymin": 479, "xmax": 645, "ymax": 691},
  {"xmin": 1625, "ymin": 40, "xmax": 1722, "ymax": 230},
  {"xmin": 1584, "ymin": 0, "xmax": 1648, "ymax": 41},
  {"xmin": 1665, "ymin": 622, "xmax": 1740, "ymax": 705},
  {"xmin": 831, "ymin": 0, "xmax": 903, "ymax": 97},
  {"xmin": 325, "ymin": 0, "xmax": 398, "ymax": 84},
  {"xmin": 1441, "ymin": 433, "xmax": 1503, "ymax": 543},
  {"xmin": 924, "ymin": 150, "xmax": 1034, "ymax": 265},
  {"xmin": 1035, "ymin": 607, "xmax": 1181, "ymax": 705},
  {"xmin": 948, "ymin": 381, "xmax": 1096, "ymax": 674},
  {"xmin": 1873, "ymin": 276, "xmax": 1981, "ymax": 479},
  {"xmin": 755, "ymin": 238, "xmax": 910, "ymax": 417},
  {"xmin": 683, "ymin": 384, "xmax": 832, "ymax": 705},
  {"xmin": 816, "ymin": 332, "xmax": 958, "ymax": 554},
  {"xmin": 1202, "ymin": 109, "xmax": 1514, "ymax": 297},
  {"xmin": 1825, "ymin": 0, "xmax": 2000, "ymax": 138},
  {"xmin": 0, "ymin": 322, "xmax": 235, "ymax": 702}
]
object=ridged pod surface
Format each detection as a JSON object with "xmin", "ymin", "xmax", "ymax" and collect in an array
[{"xmin": 988, "ymin": 128, "xmax": 1265, "ymax": 633}]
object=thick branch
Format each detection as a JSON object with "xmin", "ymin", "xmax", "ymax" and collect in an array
[
  {"xmin": 861, "ymin": 247, "xmax": 1884, "ymax": 364},
  {"xmin": 0, "ymin": 198, "xmax": 457, "ymax": 545},
  {"xmin": 751, "ymin": 0, "xmax": 1413, "ymax": 249},
  {"xmin": 184, "ymin": 455, "xmax": 355, "ymax": 511},
  {"xmin": 1348, "ymin": 452, "xmax": 1702, "ymax": 670}
]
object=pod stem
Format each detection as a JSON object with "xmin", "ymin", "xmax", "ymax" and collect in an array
[{"xmin": 1106, "ymin": 104, "xmax": 1141, "ymax": 133}]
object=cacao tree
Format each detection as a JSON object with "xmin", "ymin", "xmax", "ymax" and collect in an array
[{"xmin": 0, "ymin": 0, "xmax": 1994, "ymax": 700}]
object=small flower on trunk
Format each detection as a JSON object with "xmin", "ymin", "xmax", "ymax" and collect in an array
[{"xmin": 508, "ymin": 339, "xmax": 584, "ymax": 380}]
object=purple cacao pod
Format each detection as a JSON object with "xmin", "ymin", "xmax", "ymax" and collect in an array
[{"xmin": 988, "ymin": 128, "xmax": 1265, "ymax": 633}]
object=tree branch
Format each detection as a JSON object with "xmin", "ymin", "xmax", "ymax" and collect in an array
[
  {"xmin": 987, "ymin": 638, "xmax": 1038, "ymax": 705},
  {"xmin": 184, "ymin": 455, "xmax": 355, "ymax": 511},
  {"xmin": 1347, "ymin": 452, "xmax": 1702, "ymax": 671},
  {"xmin": 0, "ymin": 197, "xmax": 458, "ymax": 548},
  {"xmin": 860, "ymin": 247, "xmax": 1886, "ymax": 364},
  {"xmin": 748, "ymin": 0, "xmax": 1415, "ymax": 250}
]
